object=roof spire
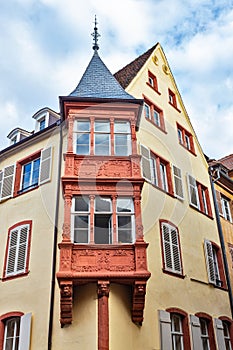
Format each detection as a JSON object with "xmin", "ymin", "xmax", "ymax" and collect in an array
[{"xmin": 91, "ymin": 15, "xmax": 100, "ymax": 51}]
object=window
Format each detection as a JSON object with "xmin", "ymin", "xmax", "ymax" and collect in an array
[
  {"xmin": 3, "ymin": 221, "xmax": 32, "ymax": 280},
  {"xmin": 200, "ymin": 318, "xmax": 210, "ymax": 349},
  {"xmin": 160, "ymin": 221, "xmax": 183, "ymax": 275},
  {"xmin": 215, "ymin": 318, "xmax": 233, "ymax": 350},
  {"xmin": 221, "ymin": 196, "xmax": 232, "ymax": 222},
  {"xmin": 173, "ymin": 166, "xmax": 184, "ymax": 199},
  {"xmin": 140, "ymin": 145, "xmax": 173, "ymax": 194},
  {"xmin": 0, "ymin": 312, "xmax": 32, "ymax": 350},
  {"xmin": 187, "ymin": 175, "xmax": 212, "ymax": 216},
  {"xmin": 72, "ymin": 196, "xmax": 135, "ymax": 244},
  {"xmin": 39, "ymin": 117, "xmax": 46, "ymax": 131},
  {"xmin": 144, "ymin": 98, "xmax": 165, "ymax": 130},
  {"xmin": 171, "ymin": 314, "xmax": 184, "ymax": 350},
  {"xmin": 190, "ymin": 313, "xmax": 216, "ymax": 350},
  {"xmin": 223, "ymin": 321, "xmax": 232, "ymax": 350},
  {"xmin": 21, "ymin": 158, "xmax": 40, "ymax": 192},
  {"xmin": 168, "ymin": 89, "xmax": 180, "ymax": 111},
  {"xmin": 204, "ymin": 240, "xmax": 226, "ymax": 287},
  {"xmin": 177, "ymin": 123, "xmax": 195, "ymax": 154},
  {"xmin": 147, "ymin": 71, "xmax": 160, "ymax": 93},
  {"xmin": 74, "ymin": 119, "xmax": 131, "ymax": 156}
]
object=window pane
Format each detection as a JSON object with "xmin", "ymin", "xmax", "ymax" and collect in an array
[
  {"xmin": 117, "ymin": 198, "xmax": 133, "ymax": 212},
  {"xmin": 95, "ymin": 134, "xmax": 110, "ymax": 155},
  {"xmin": 118, "ymin": 216, "xmax": 133, "ymax": 243},
  {"xmin": 94, "ymin": 214, "xmax": 112, "ymax": 244},
  {"xmin": 74, "ymin": 215, "xmax": 89, "ymax": 228},
  {"xmin": 76, "ymin": 121, "xmax": 90, "ymax": 132},
  {"xmin": 94, "ymin": 121, "xmax": 110, "ymax": 132},
  {"xmin": 31, "ymin": 158, "xmax": 40, "ymax": 185},
  {"xmin": 114, "ymin": 121, "xmax": 130, "ymax": 133},
  {"xmin": 22, "ymin": 163, "xmax": 32, "ymax": 189},
  {"xmin": 76, "ymin": 134, "xmax": 90, "ymax": 155},
  {"xmin": 160, "ymin": 163, "xmax": 168, "ymax": 191},
  {"xmin": 74, "ymin": 197, "xmax": 89, "ymax": 212},
  {"xmin": 95, "ymin": 197, "xmax": 111, "ymax": 212},
  {"xmin": 115, "ymin": 134, "xmax": 130, "ymax": 156},
  {"xmin": 153, "ymin": 110, "xmax": 160, "ymax": 126},
  {"xmin": 144, "ymin": 104, "xmax": 150, "ymax": 118}
]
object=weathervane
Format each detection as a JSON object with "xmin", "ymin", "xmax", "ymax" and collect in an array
[{"xmin": 92, "ymin": 15, "xmax": 100, "ymax": 51}]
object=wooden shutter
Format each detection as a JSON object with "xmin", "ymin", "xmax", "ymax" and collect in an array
[
  {"xmin": 0, "ymin": 164, "xmax": 15, "ymax": 200},
  {"xmin": 214, "ymin": 318, "xmax": 226, "ymax": 350},
  {"xmin": 39, "ymin": 146, "xmax": 52, "ymax": 185},
  {"xmin": 190, "ymin": 315, "xmax": 202, "ymax": 350},
  {"xmin": 162, "ymin": 223, "xmax": 182, "ymax": 274},
  {"xmin": 140, "ymin": 144, "xmax": 152, "ymax": 182},
  {"xmin": 215, "ymin": 190, "xmax": 223, "ymax": 216},
  {"xmin": 6, "ymin": 224, "xmax": 30, "ymax": 277},
  {"xmin": 187, "ymin": 174, "xmax": 199, "ymax": 208},
  {"xmin": 173, "ymin": 165, "xmax": 184, "ymax": 199},
  {"xmin": 19, "ymin": 313, "xmax": 32, "ymax": 350},
  {"xmin": 0, "ymin": 170, "xmax": 2, "ymax": 197},
  {"xmin": 159, "ymin": 310, "xmax": 172, "ymax": 349},
  {"xmin": 204, "ymin": 240, "xmax": 216, "ymax": 284}
]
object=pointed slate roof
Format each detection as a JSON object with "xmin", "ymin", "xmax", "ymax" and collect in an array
[
  {"xmin": 114, "ymin": 44, "xmax": 158, "ymax": 89},
  {"xmin": 69, "ymin": 50, "xmax": 135, "ymax": 100}
]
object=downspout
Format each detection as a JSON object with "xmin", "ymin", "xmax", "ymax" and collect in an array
[
  {"xmin": 209, "ymin": 167, "xmax": 233, "ymax": 318},
  {"xmin": 48, "ymin": 119, "xmax": 63, "ymax": 350}
]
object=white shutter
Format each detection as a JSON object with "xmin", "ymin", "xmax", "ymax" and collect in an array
[
  {"xmin": 214, "ymin": 318, "xmax": 226, "ymax": 350},
  {"xmin": 187, "ymin": 174, "xmax": 199, "ymax": 208},
  {"xmin": 162, "ymin": 223, "xmax": 182, "ymax": 274},
  {"xmin": 140, "ymin": 144, "xmax": 152, "ymax": 182},
  {"xmin": 19, "ymin": 313, "xmax": 32, "ymax": 350},
  {"xmin": 204, "ymin": 240, "xmax": 216, "ymax": 284},
  {"xmin": 190, "ymin": 315, "xmax": 202, "ymax": 350},
  {"xmin": 173, "ymin": 165, "xmax": 184, "ymax": 199},
  {"xmin": 0, "ymin": 164, "xmax": 15, "ymax": 200},
  {"xmin": 0, "ymin": 170, "xmax": 3, "ymax": 197},
  {"xmin": 159, "ymin": 310, "xmax": 172, "ymax": 349},
  {"xmin": 6, "ymin": 224, "xmax": 30, "ymax": 277},
  {"xmin": 39, "ymin": 146, "xmax": 52, "ymax": 185}
]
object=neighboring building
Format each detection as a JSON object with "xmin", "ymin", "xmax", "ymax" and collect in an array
[
  {"xmin": 0, "ymin": 24, "xmax": 232, "ymax": 350},
  {"xmin": 208, "ymin": 155, "xmax": 233, "ymax": 294}
]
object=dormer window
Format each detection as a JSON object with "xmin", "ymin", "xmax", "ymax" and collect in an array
[
  {"xmin": 39, "ymin": 117, "xmax": 46, "ymax": 131},
  {"xmin": 7, "ymin": 128, "xmax": 32, "ymax": 145},
  {"xmin": 32, "ymin": 107, "xmax": 60, "ymax": 132}
]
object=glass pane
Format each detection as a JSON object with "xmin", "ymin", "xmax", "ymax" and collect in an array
[
  {"xmin": 32, "ymin": 158, "xmax": 40, "ymax": 185},
  {"xmin": 153, "ymin": 110, "xmax": 160, "ymax": 125},
  {"xmin": 76, "ymin": 120, "xmax": 90, "ymax": 132},
  {"xmin": 172, "ymin": 315, "xmax": 181, "ymax": 332},
  {"xmin": 74, "ymin": 215, "xmax": 89, "ymax": 228},
  {"xmin": 76, "ymin": 134, "xmax": 90, "ymax": 155},
  {"xmin": 173, "ymin": 335, "xmax": 182, "ymax": 350},
  {"xmin": 5, "ymin": 338, "xmax": 14, "ymax": 350},
  {"xmin": 117, "ymin": 198, "xmax": 133, "ymax": 212},
  {"xmin": 74, "ymin": 229, "xmax": 88, "ymax": 243},
  {"xmin": 114, "ymin": 121, "xmax": 130, "ymax": 133},
  {"xmin": 94, "ymin": 121, "xmax": 110, "ymax": 132},
  {"xmin": 95, "ymin": 134, "xmax": 110, "ymax": 155},
  {"xmin": 118, "ymin": 216, "xmax": 132, "ymax": 229},
  {"xmin": 94, "ymin": 214, "xmax": 112, "ymax": 244},
  {"xmin": 115, "ymin": 135, "xmax": 130, "ymax": 156},
  {"xmin": 95, "ymin": 197, "xmax": 111, "ymax": 212},
  {"xmin": 22, "ymin": 163, "xmax": 32, "ymax": 189},
  {"xmin": 74, "ymin": 197, "xmax": 89, "ymax": 212}
]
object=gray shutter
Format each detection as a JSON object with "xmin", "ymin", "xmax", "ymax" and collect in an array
[
  {"xmin": 214, "ymin": 318, "xmax": 226, "ymax": 350},
  {"xmin": 173, "ymin": 165, "xmax": 184, "ymax": 199},
  {"xmin": 215, "ymin": 190, "xmax": 223, "ymax": 216},
  {"xmin": 170, "ymin": 227, "xmax": 182, "ymax": 273},
  {"xmin": 19, "ymin": 313, "xmax": 32, "ymax": 350},
  {"xmin": 140, "ymin": 144, "xmax": 152, "ymax": 182},
  {"xmin": 39, "ymin": 147, "xmax": 52, "ymax": 185},
  {"xmin": 190, "ymin": 315, "xmax": 202, "ymax": 350},
  {"xmin": 0, "ymin": 164, "xmax": 15, "ymax": 200},
  {"xmin": 187, "ymin": 174, "xmax": 199, "ymax": 208},
  {"xmin": 204, "ymin": 240, "xmax": 216, "ymax": 284},
  {"xmin": 159, "ymin": 310, "xmax": 172, "ymax": 349},
  {"xmin": 6, "ymin": 229, "xmax": 18, "ymax": 275}
]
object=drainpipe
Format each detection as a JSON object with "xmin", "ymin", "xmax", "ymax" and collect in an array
[
  {"xmin": 209, "ymin": 167, "xmax": 233, "ymax": 318},
  {"xmin": 48, "ymin": 119, "xmax": 63, "ymax": 350}
]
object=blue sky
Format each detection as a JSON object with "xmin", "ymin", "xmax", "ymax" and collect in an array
[{"xmin": 0, "ymin": 0, "xmax": 233, "ymax": 159}]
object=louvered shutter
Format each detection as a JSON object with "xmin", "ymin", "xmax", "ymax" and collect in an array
[
  {"xmin": 190, "ymin": 315, "xmax": 202, "ymax": 350},
  {"xmin": 204, "ymin": 240, "xmax": 216, "ymax": 284},
  {"xmin": 173, "ymin": 165, "xmax": 184, "ymax": 199},
  {"xmin": 19, "ymin": 313, "xmax": 32, "ymax": 350},
  {"xmin": 39, "ymin": 147, "xmax": 52, "ymax": 185},
  {"xmin": 162, "ymin": 223, "xmax": 182, "ymax": 274},
  {"xmin": 187, "ymin": 174, "xmax": 199, "ymax": 208},
  {"xmin": 0, "ymin": 164, "xmax": 15, "ymax": 200},
  {"xmin": 6, "ymin": 224, "xmax": 29, "ymax": 277},
  {"xmin": 159, "ymin": 310, "xmax": 172, "ymax": 349},
  {"xmin": 140, "ymin": 144, "xmax": 152, "ymax": 182},
  {"xmin": 0, "ymin": 170, "xmax": 2, "ymax": 197},
  {"xmin": 215, "ymin": 190, "xmax": 223, "ymax": 216},
  {"xmin": 214, "ymin": 319, "xmax": 226, "ymax": 350}
]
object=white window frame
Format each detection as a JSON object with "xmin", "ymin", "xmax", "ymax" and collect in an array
[
  {"xmin": 221, "ymin": 197, "xmax": 232, "ymax": 222},
  {"xmin": 20, "ymin": 158, "xmax": 40, "ymax": 192},
  {"xmin": 114, "ymin": 121, "xmax": 131, "ymax": 156},
  {"xmin": 71, "ymin": 196, "xmax": 90, "ymax": 243},
  {"xmin": 171, "ymin": 314, "xmax": 184, "ymax": 350},
  {"xmin": 73, "ymin": 120, "xmax": 91, "ymax": 155},
  {"xmin": 173, "ymin": 165, "xmax": 184, "ymax": 200},
  {"xmin": 200, "ymin": 318, "xmax": 210, "ymax": 350},
  {"xmin": 187, "ymin": 174, "xmax": 199, "ymax": 209},
  {"xmin": 116, "ymin": 198, "xmax": 135, "ymax": 244}
]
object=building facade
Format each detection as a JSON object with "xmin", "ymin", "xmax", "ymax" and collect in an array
[{"xmin": 0, "ymin": 28, "xmax": 232, "ymax": 350}]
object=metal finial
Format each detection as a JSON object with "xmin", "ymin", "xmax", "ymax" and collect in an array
[{"xmin": 91, "ymin": 15, "xmax": 100, "ymax": 51}]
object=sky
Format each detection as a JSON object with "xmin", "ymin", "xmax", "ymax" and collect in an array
[{"xmin": 0, "ymin": 0, "xmax": 233, "ymax": 160}]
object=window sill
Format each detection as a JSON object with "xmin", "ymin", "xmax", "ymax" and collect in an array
[
  {"xmin": 146, "ymin": 82, "xmax": 161, "ymax": 95},
  {"xmin": 145, "ymin": 117, "xmax": 167, "ymax": 134},
  {"xmin": 178, "ymin": 142, "xmax": 196, "ymax": 156},
  {"xmin": 149, "ymin": 182, "xmax": 175, "ymax": 198},
  {"xmin": 169, "ymin": 101, "xmax": 181, "ymax": 113},
  {"xmin": 162, "ymin": 269, "xmax": 185, "ymax": 279},
  {"xmin": 14, "ymin": 185, "xmax": 39, "ymax": 197},
  {"xmin": 189, "ymin": 204, "xmax": 213, "ymax": 219},
  {"xmin": 2, "ymin": 271, "xmax": 29, "ymax": 282}
]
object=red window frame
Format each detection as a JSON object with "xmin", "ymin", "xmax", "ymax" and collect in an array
[
  {"xmin": 2, "ymin": 221, "xmax": 32, "ymax": 281},
  {"xmin": 147, "ymin": 71, "xmax": 160, "ymax": 94},
  {"xmin": 196, "ymin": 312, "xmax": 217, "ymax": 350},
  {"xmin": 197, "ymin": 182, "xmax": 213, "ymax": 217},
  {"xmin": 167, "ymin": 308, "xmax": 191, "ymax": 350},
  {"xmin": 177, "ymin": 123, "xmax": 195, "ymax": 154},
  {"xmin": 0, "ymin": 312, "xmax": 24, "ymax": 349},
  {"xmin": 143, "ymin": 96, "xmax": 165, "ymax": 132},
  {"xmin": 219, "ymin": 316, "xmax": 233, "ymax": 349},
  {"xmin": 168, "ymin": 89, "xmax": 181, "ymax": 112}
]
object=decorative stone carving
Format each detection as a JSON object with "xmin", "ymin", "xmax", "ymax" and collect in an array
[
  {"xmin": 60, "ymin": 281, "xmax": 73, "ymax": 327},
  {"xmin": 132, "ymin": 281, "xmax": 147, "ymax": 325},
  {"xmin": 97, "ymin": 280, "xmax": 110, "ymax": 298}
]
